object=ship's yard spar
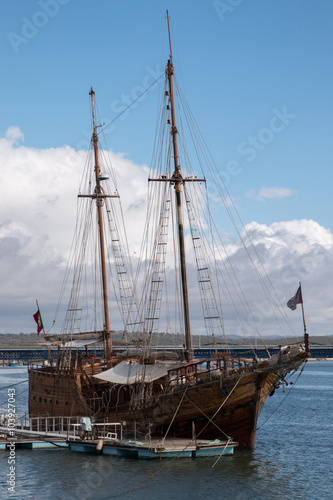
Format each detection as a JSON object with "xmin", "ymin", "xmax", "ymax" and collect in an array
[{"xmin": 29, "ymin": 12, "xmax": 309, "ymax": 450}]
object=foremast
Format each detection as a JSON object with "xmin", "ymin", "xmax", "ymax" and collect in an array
[{"xmin": 82, "ymin": 88, "xmax": 113, "ymax": 363}]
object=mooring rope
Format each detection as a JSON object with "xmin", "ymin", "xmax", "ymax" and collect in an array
[
  {"xmin": 161, "ymin": 386, "xmax": 188, "ymax": 443},
  {"xmin": 194, "ymin": 376, "xmax": 242, "ymax": 439},
  {"xmin": 211, "ymin": 437, "xmax": 233, "ymax": 468},
  {"xmin": 114, "ymin": 377, "xmax": 242, "ymax": 497},
  {"xmin": 256, "ymin": 363, "xmax": 306, "ymax": 431},
  {"xmin": 0, "ymin": 379, "xmax": 28, "ymax": 391}
]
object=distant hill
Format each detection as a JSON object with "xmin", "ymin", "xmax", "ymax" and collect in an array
[
  {"xmin": 0, "ymin": 332, "xmax": 332, "ymax": 348},
  {"xmin": 0, "ymin": 333, "xmax": 41, "ymax": 348}
]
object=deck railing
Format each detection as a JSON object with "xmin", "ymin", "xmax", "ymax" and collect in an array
[{"xmin": 167, "ymin": 355, "xmax": 255, "ymax": 388}]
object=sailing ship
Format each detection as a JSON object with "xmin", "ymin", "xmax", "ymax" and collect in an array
[{"xmin": 28, "ymin": 14, "xmax": 309, "ymax": 450}]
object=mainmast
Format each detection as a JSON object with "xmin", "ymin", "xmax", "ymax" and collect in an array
[
  {"xmin": 166, "ymin": 11, "xmax": 193, "ymax": 361},
  {"xmin": 89, "ymin": 87, "xmax": 112, "ymax": 363}
]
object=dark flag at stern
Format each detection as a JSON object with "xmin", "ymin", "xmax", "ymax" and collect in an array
[{"xmin": 287, "ymin": 286, "xmax": 303, "ymax": 311}]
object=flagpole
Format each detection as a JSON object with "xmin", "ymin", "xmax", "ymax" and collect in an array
[{"xmin": 299, "ymin": 283, "xmax": 310, "ymax": 355}]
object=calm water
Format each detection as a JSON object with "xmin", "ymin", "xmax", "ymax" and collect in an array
[{"xmin": 0, "ymin": 361, "xmax": 332, "ymax": 499}]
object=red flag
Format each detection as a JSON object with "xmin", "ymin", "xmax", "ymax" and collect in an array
[{"xmin": 33, "ymin": 306, "xmax": 44, "ymax": 335}]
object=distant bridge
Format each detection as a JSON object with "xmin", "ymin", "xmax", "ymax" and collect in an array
[{"xmin": 0, "ymin": 346, "xmax": 332, "ymax": 363}]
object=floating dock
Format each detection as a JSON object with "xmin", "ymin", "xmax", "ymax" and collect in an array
[
  {"xmin": 68, "ymin": 436, "xmax": 236, "ymax": 459},
  {"xmin": 0, "ymin": 438, "xmax": 68, "ymax": 450},
  {"xmin": 0, "ymin": 426, "xmax": 69, "ymax": 450},
  {"xmin": 0, "ymin": 415, "xmax": 237, "ymax": 459}
]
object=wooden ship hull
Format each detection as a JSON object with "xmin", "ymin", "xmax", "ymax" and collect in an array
[{"xmin": 28, "ymin": 346, "xmax": 307, "ymax": 449}]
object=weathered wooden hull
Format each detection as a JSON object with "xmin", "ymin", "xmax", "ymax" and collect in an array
[
  {"xmin": 28, "ymin": 366, "xmax": 89, "ymax": 418},
  {"xmin": 28, "ymin": 363, "xmax": 284, "ymax": 449},
  {"xmin": 152, "ymin": 372, "xmax": 277, "ymax": 448}
]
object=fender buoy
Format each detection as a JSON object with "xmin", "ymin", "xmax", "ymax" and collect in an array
[
  {"xmin": 96, "ymin": 439, "xmax": 104, "ymax": 452},
  {"xmin": 78, "ymin": 425, "xmax": 87, "ymax": 440}
]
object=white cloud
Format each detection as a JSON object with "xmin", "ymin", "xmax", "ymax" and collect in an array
[
  {"xmin": 0, "ymin": 128, "xmax": 148, "ymax": 333},
  {"xmin": 220, "ymin": 219, "xmax": 333, "ymax": 336},
  {"xmin": 5, "ymin": 126, "xmax": 24, "ymax": 144},
  {"xmin": 0, "ymin": 129, "xmax": 332, "ymax": 339},
  {"xmin": 246, "ymin": 186, "xmax": 295, "ymax": 200}
]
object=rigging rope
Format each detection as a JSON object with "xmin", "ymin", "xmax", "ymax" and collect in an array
[
  {"xmin": 98, "ymin": 73, "xmax": 164, "ymax": 135},
  {"xmin": 174, "ymin": 75, "xmax": 299, "ymax": 345}
]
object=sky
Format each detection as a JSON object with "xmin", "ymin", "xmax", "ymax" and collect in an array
[{"xmin": 0, "ymin": 0, "xmax": 333, "ymax": 338}]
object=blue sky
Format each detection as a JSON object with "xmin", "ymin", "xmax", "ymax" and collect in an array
[
  {"xmin": 1, "ymin": 0, "xmax": 333, "ymax": 335},
  {"xmin": 2, "ymin": 0, "xmax": 333, "ymax": 229}
]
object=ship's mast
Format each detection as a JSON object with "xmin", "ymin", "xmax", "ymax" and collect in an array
[
  {"xmin": 166, "ymin": 11, "xmax": 193, "ymax": 361},
  {"xmin": 89, "ymin": 87, "xmax": 112, "ymax": 363}
]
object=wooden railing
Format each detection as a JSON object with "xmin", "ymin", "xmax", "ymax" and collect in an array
[{"xmin": 166, "ymin": 355, "xmax": 255, "ymax": 388}]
